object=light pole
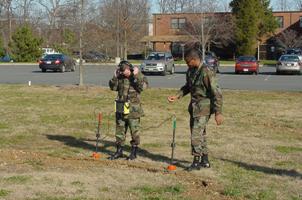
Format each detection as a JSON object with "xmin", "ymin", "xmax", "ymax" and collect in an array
[
  {"xmin": 79, "ymin": 0, "xmax": 84, "ymax": 86},
  {"xmin": 181, "ymin": 43, "xmax": 185, "ymax": 61}
]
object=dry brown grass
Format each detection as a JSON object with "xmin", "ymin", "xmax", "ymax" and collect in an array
[{"xmin": 0, "ymin": 84, "xmax": 301, "ymax": 200}]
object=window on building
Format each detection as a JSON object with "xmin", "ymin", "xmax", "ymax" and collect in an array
[
  {"xmin": 276, "ymin": 16, "xmax": 284, "ymax": 28},
  {"xmin": 171, "ymin": 18, "xmax": 186, "ymax": 29},
  {"xmin": 171, "ymin": 18, "xmax": 179, "ymax": 29},
  {"xmin": 300, "ymin": 16, "xmax": 302, "ymax": 28},
  {"xmin": 178, "ymin": 18, "xmax": 186, "ymax": 28}
]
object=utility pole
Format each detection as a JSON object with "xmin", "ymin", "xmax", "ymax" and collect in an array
[
  {"xmin": 79, "ymin": 0, "xmax": 84, "ymax": 86},
  {"xmin": 201, "ymin": 16, "xmax": 205, "ymax": 61},
  {"xmin": 116, "ymin": 0, "xmax": 120, "ymax": 60}
]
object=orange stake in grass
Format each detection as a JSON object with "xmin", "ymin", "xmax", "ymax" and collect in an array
[
  {"xmin": 92, "ymin": 112, "xmax": 102, "ymax": 159},
  {"xmin": 167, "ymin": 116, "xmax": 177, "ymax": 171}
]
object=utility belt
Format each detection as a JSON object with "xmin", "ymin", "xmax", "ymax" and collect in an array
[{"xmin": 115, "ymin": 99, "xmax": 130, "ymax": 115}]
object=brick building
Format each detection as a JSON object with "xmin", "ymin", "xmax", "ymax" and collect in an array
[{"xmin": 141, "ymin": 11, "xmax": 302, "ymax": 59}]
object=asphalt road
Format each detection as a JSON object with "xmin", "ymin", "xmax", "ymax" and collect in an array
[{"xmin": 0, "ymin": 64, "xmax": 301, "ymax": 91}]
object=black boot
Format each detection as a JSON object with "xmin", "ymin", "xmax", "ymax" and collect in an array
[
  {"xmin": 127, "ymin": 146, "xmax": 138, "ymax": 160},
  {"xmin": 186, "ymin": 156, "xmax": 201, "ymax": 171},
  {"xmin": 109, "ymin": 145, "xmax": 123, "ymax": 160},
  {"xmin": 201, "ymin": 154, "xmax": 210, "ymax": 168}
]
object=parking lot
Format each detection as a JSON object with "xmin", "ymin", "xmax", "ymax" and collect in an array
[{"xmin": 0, "ymin": 64, "xmax": 301, "ymax": 91}]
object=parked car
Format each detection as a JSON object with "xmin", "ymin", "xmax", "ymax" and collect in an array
[
  {"xmin": 0, "ymin": 54, "xmax": 13, "ymax": 62},
  {"xmin": 276, "ymin": 54, "xmax": 302, "ymax": 75},
  {"xmin": 72, "ymin": 51, "xmax": 86, "ymax": 64},
  {"xmin": 140, "ymin": 52, "xmax": 175, "ymax": 75},
  {"xmin": 204, "ymin": 54, "xmax": 220, "ymax": 73},
  {"xmin": 285, "ymin": 48, "xmax": 302, "ymax": 55},
  {"xmin": 38, "ymin": 54, "xmax": 75, "ymax": 73},
  {"xmin": 83, "ymin": 51, "xmax": 110, "ymax": 62},
  {"xmin": 235, "ymin": 56, "xmax": 259, "ymax": 75}
]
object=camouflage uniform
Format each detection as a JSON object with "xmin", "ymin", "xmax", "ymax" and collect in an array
[
  {"xmin": 109, "ymin": 71, "xmax": 146, "ymax": 147},
  {"xmin": 177, "ymin": 64, "xmax": 223, "ymax": 156}
]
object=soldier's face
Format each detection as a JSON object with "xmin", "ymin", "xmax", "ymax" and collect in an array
[
  {"xmin": 123, "ymin": 66, "xmax": 131, "ymax": 77},
  {"xmin": 185, "ymin": 57, "xmax": 201, "ymax": 68}
]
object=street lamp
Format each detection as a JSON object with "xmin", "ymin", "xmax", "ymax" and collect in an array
[{"xmin": 181, "ymin": 43, "xmax": 185, "ymax": 61}]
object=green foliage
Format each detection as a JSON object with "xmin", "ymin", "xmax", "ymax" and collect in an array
[
  {"xmin": 275, "ymin": 146, "xmax": 302, "ymax": 154},
  {"xmin": 223, "ymin": 186, "xmax": 243, "ymax": 197},
  {"xmin": 0, "ymin": 37, "xmax": 5, "ymax": 57},
  {"xmin": 257, "ymin": 0, "xmax": 278, "ymax": 38},
  {"xmin": 4, "ymin": 175, "xmax": 31, "ymax": 184},
  {"xmin": 230, "ymin": 0, "xmax": 277, "ymax": 56},
  {"xmin": 9, "ymin": 24, "xmax": 43, "ymax": 62},
  {"xmin": 53, "ymin": 29, "xmax": 76, "ymax": 56},
  {"xmin": 230, "ymin": 0, "xmax": 258, "ymax": 55},
  {"xmin": 0, "ymin": 189, "xmax": 10, "ymax": 197},
  {"xmin": 133, "ymin": 184, "xmax": 184, "ymax": 200}
]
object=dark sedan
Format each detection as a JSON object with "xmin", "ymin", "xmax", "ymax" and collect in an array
[{"xmin": 39, "ymin": 54, "xmax": 75, "ymax": 73}]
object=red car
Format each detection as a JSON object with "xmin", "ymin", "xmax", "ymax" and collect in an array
[{"xmin": 235, "ymin": 56, "xmax": 259, "ymax": 75}]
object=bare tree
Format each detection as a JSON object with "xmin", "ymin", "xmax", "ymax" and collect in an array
[
  {"xmin": 181, "ymin": 0, "xmax": 234, "ymax": 60},
  {"xmin": 15, "ymin": 0, "xmax": 35, "ymax": 23},
  {"xmin": 275, "ymin": 29, "xmax": 302, "ymax": 49},
  {"xmin": 157, "ymin": 0, "xmax": 195, "ymax": 13},
  {"xmin": 119, "ymin": 0, "xmax": 149, "ymax": 59},
  {"xmin": 38, "ymin": 0, "xmax": 74, "ymax": 28},
  {"xmin": 296, "ymin": 0, "xmax": 302, "ymax": 10},
  {"xmin": 79, "ymin": 0, "xmax": 85, "ymax": 86},
  {"xmin": 100, "ymin": 0, "xmax": 149, "ymax": 59},
  {"xmin": 1, "ymin": 0, "xmax": 13, "ymax": 47},
  {"xmin": 276, "ymin": 0, "xmax": 289, "ymax": 11}
]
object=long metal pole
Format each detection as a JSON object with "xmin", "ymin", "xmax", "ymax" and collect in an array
[
  {"xmin": 79, "ymin": 0, "xmax": 84, "ymax": 86},
  {"xmin": 116, "ymin": 0, "xmax": 120, "ymax": 58},
  {"xmin": 170, "ymin": 117, "xmax": 176, "ymax": 165}
]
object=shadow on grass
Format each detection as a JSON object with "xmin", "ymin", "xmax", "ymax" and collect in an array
[
  {"xmin": 46, "ymin": 134, "xmax": 190, "ymax": 168},
  {"xmin": 219, "ymin": 158, "xmax": 302, "ymax": 179}
]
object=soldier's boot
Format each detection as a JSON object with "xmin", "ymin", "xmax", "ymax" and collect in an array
[
  {"xmin": 186, "ymin": 156, "xmax": 201, "ymax": 171},
  {"xmin": 109, "ymin": 145, "xmax": 123, "ymax": 160},
  {"xmin": 127, "ymin": 146, "xmax": 138, "ymax": 160},
  {"xmin": 200, "ymin": 154, "xmax": 211, "ymax": 168}
]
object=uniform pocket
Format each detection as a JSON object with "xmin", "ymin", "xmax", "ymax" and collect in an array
[
  {"xmin": 191, "ymin": 99, "xmax": 211, "ymax": 118},
  {"xmin": 128, "ymin": 103, "xmax": 143, "ymax": 119}
]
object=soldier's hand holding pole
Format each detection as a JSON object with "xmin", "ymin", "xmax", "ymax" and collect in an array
[
  {"xmin": 215, "ymin": 113, "xmax": 223, "ymax": 125},
  {"xmin": 167, "ymin": 95, "xmax": 178, "ymax": 103}
]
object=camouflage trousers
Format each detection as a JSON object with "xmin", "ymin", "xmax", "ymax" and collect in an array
[
  {"xmin": 115, "ymin": 113, "xmax": 140, "ymax": 146},
  {"xmin": 190, "ymin": 115, "xmax": 210, "ymax": 156}
]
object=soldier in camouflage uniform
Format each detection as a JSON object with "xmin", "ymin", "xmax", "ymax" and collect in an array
[
  {"xmin": 109, "ymin": 60, "xmax": 147, "ymax": 160},
  {"xmin": 168, "ymin": 47, "xmax": 223, "ymax": 171}
]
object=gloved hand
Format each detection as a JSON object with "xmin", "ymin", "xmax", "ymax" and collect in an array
[
  {"xmin": 133, "ymin": 66, "xmax": 139, "ymax": 76},
  {"xmin": 114, "ymin": 69, "xmax": 118, "ymax": 77}
]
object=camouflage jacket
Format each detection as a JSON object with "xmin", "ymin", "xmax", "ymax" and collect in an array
[
  {"xmin": 177, "ymin": 64, "xmax": 223, "ymax": 117},
  {"xmin": 109, "ymin": 71, "xmax": 147, "ymax": 118}
]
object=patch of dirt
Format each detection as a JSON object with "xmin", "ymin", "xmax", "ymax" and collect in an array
[{"xmin": 0, "ymin": 149, "xmax": 231, "ymax": 200}]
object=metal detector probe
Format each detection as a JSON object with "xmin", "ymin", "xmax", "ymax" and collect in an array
[
  {"xmin": 167, "ymin": 116, "xmax": 177, "ymax": 171},
  {"xmin": 92, "ymin": 112, "xmax": 102, "ymax": 159}
]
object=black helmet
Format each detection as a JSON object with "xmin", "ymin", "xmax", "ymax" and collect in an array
[{"xmin": 118, "ymin": 60, "xmax": 133, "ymax": 71}]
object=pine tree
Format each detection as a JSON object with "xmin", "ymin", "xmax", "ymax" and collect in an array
[
  {"xmin": 9, "ymin": 24, "xmax": 43, "ymax": 62},
  {"xmin": 230, "ymin": 0, "xmax": 277, "ymax": 56},
  {"xmin": 257, "ymin": 0, "xmax": 278, "ymax": 40},
  {"xmin": 230, "ymin": 0, "xmax": 258, "ymax": 55}
]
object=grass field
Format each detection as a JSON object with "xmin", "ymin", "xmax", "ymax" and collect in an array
[{"xmin": 0, "ymin": 84, "xmax": 301, "ymax": 200}]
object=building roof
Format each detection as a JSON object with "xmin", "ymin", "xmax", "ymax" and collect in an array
[{"xmin": 140, "ymin": 35, "xmax": 194, "ymax": 42}]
